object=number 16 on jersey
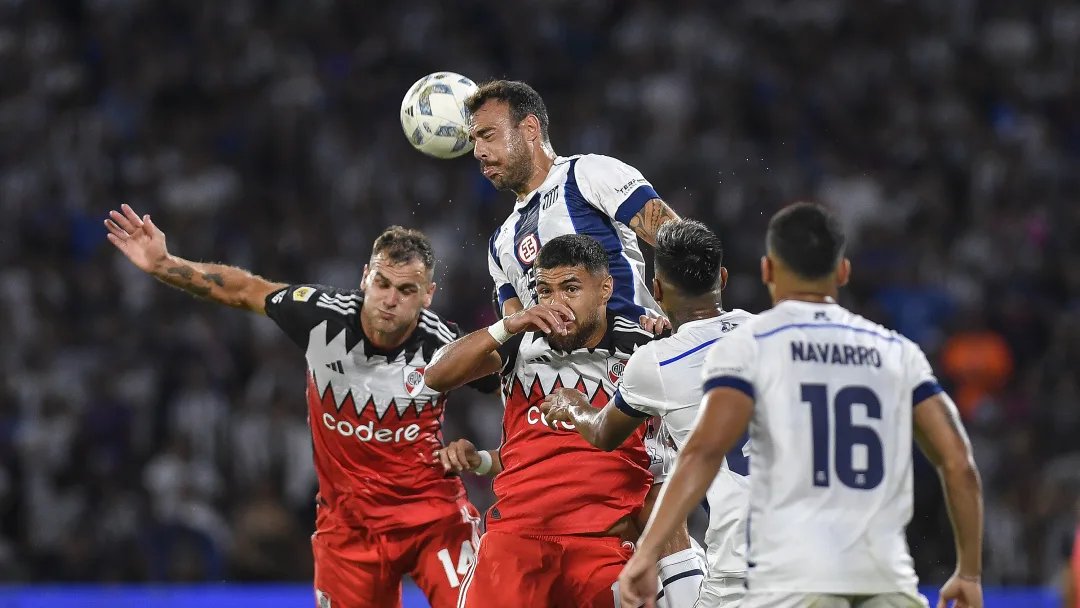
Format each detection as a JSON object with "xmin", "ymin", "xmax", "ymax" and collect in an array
[{"xmin": 802, "ymin": 383, "xmax": 884, "ymax": 490}]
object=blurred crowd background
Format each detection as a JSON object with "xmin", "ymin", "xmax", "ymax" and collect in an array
[{"xmin": 2, "ymin": 0, "xmax": 1078, "ymax": 590}]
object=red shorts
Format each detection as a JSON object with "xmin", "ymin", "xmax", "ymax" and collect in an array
[
  {"xmin": 458, "ymin": 530, "xmax": 635, "ymax": 608},
  {"xmin": 312, "ymin": 501, "xmax": 481, "ymax": 608}
]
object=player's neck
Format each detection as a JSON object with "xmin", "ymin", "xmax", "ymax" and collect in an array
[
  {"xmin": 514, "ymin": 147, "xmax": 557, "ymax": 199},
  {"xmin": 359, "ymin": 314, "xmax": 417, "ymax": 351},
  {"xmin": 772, "ymin": 284, "xmax": 838, "ymax": 306},
  {"xmin": 582, "ymin": 313, "xmax": 608, "ymax": 350},
  {"xmin": 668, "ymin": 298, "xmax": 725, "ymax": 333}
]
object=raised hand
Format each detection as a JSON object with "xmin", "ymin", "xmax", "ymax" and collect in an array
[
  {"xmin": 502, "ymin": 302, "xmax": 575, "ymax": 336},
  {"xmin": 104, "ymin": 203, "xmax": 168, "ymax": 273}
]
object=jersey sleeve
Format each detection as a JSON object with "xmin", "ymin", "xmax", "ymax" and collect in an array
[
  {"xmin": 904, "ymin": 339, "xmax": 945, "ymax": 407},
  {"xmin": 612, "ymin": 347, "xmax": 665, "ymax": 419},
  {"xmin": 701, "ymin": 325, "xmax": 758, "ymax": 400},
  {"xmin": 575, "ymin": 154, "xmax": 661, "ymax": 226},
  {"xmin": 264, "ymin": 284, "xmax": 354, "ymax": 349},
  {"xmin": 488, "ymin": 229, "xmax": 518, "ymax": 309}
]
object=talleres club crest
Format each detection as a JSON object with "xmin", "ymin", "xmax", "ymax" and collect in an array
[
  {"xmin": 404, "ymin": 366, "xmax": 426, "ymax": 397},
  {"xmin": 516, "ymin": 233, "xmax": 540, "ymax": 265}
]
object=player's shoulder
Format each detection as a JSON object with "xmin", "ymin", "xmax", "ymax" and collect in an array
[
  {"xmin": 834, "ymin": 306, "xmax": 911, "ymax": 347},
  {"xmin": 658, "ymin": 310, "xmax": 755, "ymax": 352},
  {"xmin": 619, "ymin": 339, "xmax": 665, "ymax": 393},
  {"xmin": 724, "ymin": 308, "xmax": 756, "ymax": 323},
  {"xmin": 272, "ymin": 284, "xmax": 362, "ymax": 314},
  {"xmin": 416, "ymin": 308, "xmax": 463, "ymax": 347},
  {"xmin": 701, "ymin": 312, "xmax": 763, "ymax": 364},
  {"xmin": 705, "ymin": 309, "xmax": 763, "ymax": 343},
  {"xmin": 572, "ymin": 153, "xmax": 638, "ymax": 175},
  {"xmin": 608, "ymin": 315, "xmax": 656, "ymax": 355}
]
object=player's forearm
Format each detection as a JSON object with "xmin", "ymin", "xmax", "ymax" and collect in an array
[
  {"xmin": 566, "ymin": 402, "xmax": 606, "ymax": 448},
  {"xmin": 425, "ymin": 330, "xmax": 501, "ymax": 392},
  {"xmin": 939, "ymin": 458, "xmax": 984, "ymax": 578},
  {"xmin": 150, "ymin": 254, "xmax": 281, "ymax": 313},
  {"xmin": 568, "ymin": 404, "xmax": 629, "ymax": 451},
  {"xmin": 628, "ymin": 198, "xmax": 679, "ymax": 245},
  {"xmin": 637, "ymin": 444, "xmax": 724, "ymax": 559}
]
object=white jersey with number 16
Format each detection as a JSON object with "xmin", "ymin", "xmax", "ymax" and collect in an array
[{"xmin": 701, "ymin": 300, "xmax": 944, "ymax": 596}]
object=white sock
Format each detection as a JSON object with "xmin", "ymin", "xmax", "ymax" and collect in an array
[{"xmin": 654, "ymin": 547, "xmax": 707, "ymax": 608}]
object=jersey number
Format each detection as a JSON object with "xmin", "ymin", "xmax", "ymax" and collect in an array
[
  {"xmin": 436, "ymin": 541, "xmax": 475, "ymax": 589},
  {"xmin": 801, "ymin": 384, "xmax": 884, "ymax": 490}
]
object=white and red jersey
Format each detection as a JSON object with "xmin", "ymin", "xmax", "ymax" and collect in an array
[
  {"xmin": 265, "ymin": 284, "xmax": 496, "ymax": 534},
  {"xmin": 487, "ymin": 314, "xmax": 654, "ymax": 536}
]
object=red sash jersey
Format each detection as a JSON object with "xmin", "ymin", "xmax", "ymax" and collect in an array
[
  {"xmin": 264, "ymin": 285, "xmax": 497, "ymax": 534},
  {"xmin": 489, "ymin": 314, "xmax": 654, "ymax": 535}
]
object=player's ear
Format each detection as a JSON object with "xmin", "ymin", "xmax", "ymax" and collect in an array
[
  {"xmin": 652, "ymin": 277, "xmax": 663, "ymax": 303},
  {"xmin": 600, "ymin": 273, "xmax": 613, "ymax": 305},
  {"xmin": 360, "ymin": 264, "xmax": 370, "ymax": 289},
  {"xmin": 836, "ymin": 258, "xmax": 851, "ymax": 288},
  {"xmin": 521, "ymin": 113, "xmax": 540, "ymax": 143},
  {"xmin": 719, "ymin": 266, "xmax": 729, "ymax": 291},
  {"xmin": 760, "ymin": 256, "xmax": 772, "ymax": 285},
  {"xmin": 424, "ymin": 281, "xmax": 436, "ymax": 308}
]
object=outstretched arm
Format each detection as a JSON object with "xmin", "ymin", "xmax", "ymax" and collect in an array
[
  {"xmin": 627, "ymin": 199, "xmax": 680, "ymax": 246},
  {"xmin": 105, "ymin": 204, "xmax": 286, "ymax": 314}
]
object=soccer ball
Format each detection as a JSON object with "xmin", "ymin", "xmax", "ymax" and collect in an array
[{"xmin": 400, "ymin": 72, "xmax": 479, "ymax": 159}]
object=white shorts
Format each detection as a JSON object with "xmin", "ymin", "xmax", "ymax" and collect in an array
[
  {"xmin": 694, "ymin": 574, "xmax": 746, "ymax": 608},
  {"xmin": 741, "ymin": 591, "xmax": 928, "ymax": 608},
  {"xmin": 646, "ymin": 418, "xmax": 677, "ymax": 483}
]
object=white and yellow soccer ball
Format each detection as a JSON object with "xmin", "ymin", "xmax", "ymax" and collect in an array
[{"xmin": 399, "ymin": 72, "xmax": 479, "ymax": 159}]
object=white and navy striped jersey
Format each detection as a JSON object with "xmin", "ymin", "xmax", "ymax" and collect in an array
[
  {"xmin": 614, "ymin": 311, "xmax": 754, "ymax": 578},
  {"xmin": 488, "ymin": 154, "xmax": 662, "ymax": 319},
  {"xmin": 701, "ymin": 300, "xmax": 944, "ymax": 595}
]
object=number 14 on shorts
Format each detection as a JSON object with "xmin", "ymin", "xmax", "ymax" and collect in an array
[{"xmin": 437, "ymin": 540, "xmax": 476, "ymax": 588}]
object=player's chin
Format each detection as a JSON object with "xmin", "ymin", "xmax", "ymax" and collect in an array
[
  {"xmin": 374, "ymin": 316, "xmax": 406, "ymax": 332},
  {"xmin": 547, "ymin": 331, "xmax": 586, "ymax": 352}
]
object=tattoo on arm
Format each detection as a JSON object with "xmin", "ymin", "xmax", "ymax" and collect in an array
[
  {"xmin": 164, "ymin": 264, "xmax": 213, "ymax": 298},
  {"xmin": 154, "ymin": 257, "xmax": 282, "ymax": 312},
  {"xmin": 166, "ymin": 266, "xmax": 194, "ymax": 280},
  {"xmin": 628, "ymin": 199, "xmax": 679, "ymax": 245}
]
